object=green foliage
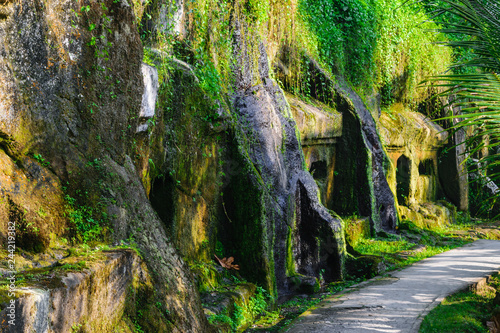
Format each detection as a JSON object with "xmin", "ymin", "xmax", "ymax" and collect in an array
[
  {"xmin": 351, "ymin": 219, "xmax": 472, "ymax": 272},
  {"xmin": 208, "ymin": 313, "xmax": 234, "ymax": 329},
  {"xmin": 421, "ymin": 0, "xmax": 500, "ymax": 215},
  {"xmin": 59, "ymin": 260, "xmax": 87, "ymax": 272},
  {"xmin": 420, "ymin": 0, "xmax": 476, "ymax": 75},
  {"xmin": 298, "ymin": 0, "xmax": 450, "ymax": 102},
  {"xmin": 300, "ymin": 0, "xmax": 376, "ymax": 86},
  {"xmin": 355, "ymin": 237, "xmax": 413, "ymax": 255},
  {"xmin": 215, "ymin": 240, "xmax": 225, "ymax": 257},
  {"xmin": 420, "ymin": 274, "xmax": 499, "ymax": 333},
  {"xmin": 65, "ymin": 194, "xmax": 107, "ymax": 244},
  {"xmin": 81, "ymin": 2, "xmax": 114, "ymax": 62},
  {"xmin": 251, "ymin": 310, "xmax": 281, "ymax": 327},
  {"xmin": 189, "ymin": 260, "xmax": 219, "ymax": 292},
  {"xmin": 133, "ymin": 322, "xmax": 145, "ymax": 333},
  {"xmin": 71, "ymin": 323, "xmax": 83, "ymax": 333},
  {"xmin": 193, "ymin": 52, "xmax": 226, "ymax": 104},
  {"xmin": 183, "ymin": 0, "xmax": 233, "ymax": 97},
  {"xmin": 207, "ymin": 285, "xmax": 272, "ymax": 332},
  {"xmin": 249, "ymin": 293, "xmax": 331, "ymax": 331},
  {"xmin": 249, "ymin": 286, "xmax": 271, "ymax": 316},
  {"xmin": 244, "ymin": 0, "xmax": 270, "ymax": 24},
  {"xmin": 33, "ymin": 153, "xmax": 50, "ymax": 167}
]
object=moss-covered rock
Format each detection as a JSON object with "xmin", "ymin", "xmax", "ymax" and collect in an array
[
  {"xmin": 0, "ymin": 249, "xmax": 166, "ymax": 332},
  {"xmin": 345, "ymin": 217, "xmax": 371, "ymax": 247},
  {"xmin": 0, "ymin": 1, "xmax": 211, "ymax": 330},
  {"xmin": 226, "ymin": 33, "xmax": 345, "ymax": 296},
  {"xmin": 287, "ymin": 92, "xmax": 342, "ymax": 210},
  {"xmin": 379, "ymin": 105, "xmax": 456, "ymax": 229},
  {"xmin": 330, "ymin": 75, "xmax": 398, "ymax": 234},
  {"xmin": 202, "ymin": 283, "xmax": 259, "ymax": 332}
]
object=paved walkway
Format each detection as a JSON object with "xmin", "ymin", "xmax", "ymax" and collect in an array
[{"xmin": 283, "ymin": 240, "xmax": 500, "ymax": 333}]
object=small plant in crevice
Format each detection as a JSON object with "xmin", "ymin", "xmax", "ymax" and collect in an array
[
  {"xmin": 189, "ymin": 260, "xmax": 219, "ymax": 292},
  {"xmin": 208, "ymin": 312, "xmax": 234, "ymax": 330},
  {"xmin": 215, "ymin": 240, "xmax": 225, "ymax": 257},
  {"xmin": 33, "ymin": 153, "xmax": 51, "ymax": 167},
  {"xmin": 207, "ymin": 285, "xmax": 272, "ymax": 332},
  {"xmin": 62, "ymin": 158, "xmax": 113, "ymax": 245},
  {"xmin": 64, "ymin": 194, "xmax": 108, "ymax": 245}
]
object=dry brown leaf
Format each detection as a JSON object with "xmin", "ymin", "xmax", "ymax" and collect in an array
[{"xmin": 215, "ymin": 255, "xmax": 240, "ymax": 270}]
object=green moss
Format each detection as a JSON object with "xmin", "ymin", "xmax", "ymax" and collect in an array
[
  {"xmin": 345, "ymin": 216, "xmax": 371, "ymax": 247},
  {"xmin": 189, "ymin": 260, "xmax": 219, "ymax": 293},
  {"xmin": 286, "ymin": 226, "xmax": 296, "ymax": 276},
  {"xmin": 206, "ymin": 285, "xmax": 271, "ymax": 332},
  {"xmin": 0, "ymin": 285, "xmax": 20, "ymax": 312}
]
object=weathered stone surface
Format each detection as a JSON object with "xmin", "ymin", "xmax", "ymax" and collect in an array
[
  {"xmin": 278, "ymin": 59, "xmax": 398, "ymax": 234},
  {"xmin": 142, "ymin": 50, "xmax": 224, "ymax": 266},
  {"xmin": 100, "ymin": 156, "xmax": 212, "ymax": 332},
  {"xmin": 137, "ymin": 63, "xmax": 158, "ymax": 133},
  {"xmin": 345, "ymin": 217, "xmax": 371, "ymax": 247},
  {"xmin": 332, "ymin": 76, "xmax": 398, "ymax": 234},
  {"xmin": 379, "ymin": 105, "xmax": 452, "ymax": 228},
  {"xmin": 438, "ymin": 102, "xmax": 469, "ymax": 211},
  {"xmin": 288, "ymin": 93, "xmax": 342, "ymax": 210},
  {"xmin": 398, "ymin": 202, "xmax": 455, "ymax": 229},
  {"xmin": 379, "ymin": 105, "xmax": 448, "ymax": 151},
  {"xmin": 288, "ymin": 275, "xmax": 321, "ymax": 294},
  {"xmin": 0, "ymin": 250, "xmax": 147, "ymax": 332},
  {"xmin": 346, "ymin": 254, "xmax": 386, "ymax": 280},
  {"xmin": 488, "ymin": 309, "xmax": 500, "ymax": 333},
  {"xmin": 202, "ymin": 283, "xmax": 258, "ymax": 332},
  {"xmin": 140, "ymin": 0, "xmax": 186, "ymax": 42},
  {"xmin": 224, "ymin": 20, "xmax": 345, "ymax": 296},
  {"xmin": 0, "ymin": 150, "xmax": 68, "ymax": 253},
  {"xmin": 278, "ymin": 58, "xmax": 398, "ymax": 233},
  {"xmin": 287, "ymin": 93, "xmax": 342, "ymax": 146},
  {"xmin": 0, "ymin": 0, "xmax": 210, "ymax": 330},
  {"xmin": 380, "ymin": 109, "xmax": 447, "ymax": 206}
]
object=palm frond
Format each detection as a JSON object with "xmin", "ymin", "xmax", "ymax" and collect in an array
[
  {"xmin": 414, "ymin": 0, "xmax": 500, "ymax": 215},
  {"xmin": 422, "ymin": 0, "xmax": 500, "ymax": 71}
]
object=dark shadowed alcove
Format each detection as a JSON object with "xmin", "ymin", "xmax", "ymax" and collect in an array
[
  {"xmin": 396, "ymin": 155, "xmax": 411, "ymax": 206},
  {"xmin": 294, "ymin": 181, "xmax": 342, "ymax": 282},
  {"xmin": 149, "ymin": 175, "xmax": 175, "ymax": 233}
]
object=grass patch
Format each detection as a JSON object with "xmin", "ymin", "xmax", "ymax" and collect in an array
[
  {"xmin": 419, "ymin": 273, "xmax": 500, "ymax": 333},
  {"xmin": 420, "ymin": 291, "xmax": 491, "ymax": 333},
  {"xmin": 348, "ymin": 219, "xmax": 474, "ymax": 277}
]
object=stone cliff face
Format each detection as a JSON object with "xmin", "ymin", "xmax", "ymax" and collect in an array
[
  {"xmin": 379, "ymin": 106, "xmax": 453, "ymax": 229},
  {"xmin": 228, "ymin": 35, "xmax": 345, "ymax": 293},
  {"xmin": 0, "ymin": 249, "xmax": 150, "ymax": 333},
  {"xmin": 0, "ymin": 0, "xmax": 465, "ymax": 331},
  {"xmin": 0, "ymin": 0, "xmax": 209, "ymax": 331}
]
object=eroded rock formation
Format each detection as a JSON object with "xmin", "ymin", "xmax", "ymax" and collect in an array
[
  {"xmin": 0, "ymin": 0, "xmax": 471, "ymax": 331},
  {"xmin": 0, "ymin": 1, "xmax": 209, "ymax": 331}
]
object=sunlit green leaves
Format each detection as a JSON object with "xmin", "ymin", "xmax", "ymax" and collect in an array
[{"xmin": 421, "ymin": 0, "xmax": 500, "ymax": 215}]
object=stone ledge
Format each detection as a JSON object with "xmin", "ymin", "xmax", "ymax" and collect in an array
[{"xmin": 0, "ymin": 249, "xmax": 147, "ymax": 333}]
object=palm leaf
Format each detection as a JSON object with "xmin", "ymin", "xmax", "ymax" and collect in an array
[{"xmin": 413, "ymin": 0, "xmax": 500, "ymax": 215}]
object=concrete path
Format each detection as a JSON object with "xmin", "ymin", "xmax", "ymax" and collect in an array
[{"xmin": 283, "ymin": 240, "xmax": 500, "ymax": 333}]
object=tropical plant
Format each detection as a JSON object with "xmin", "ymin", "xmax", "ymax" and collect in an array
[{"xmin": 418, "ymin": 0, "xmax": 500, "ymax": 212}]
